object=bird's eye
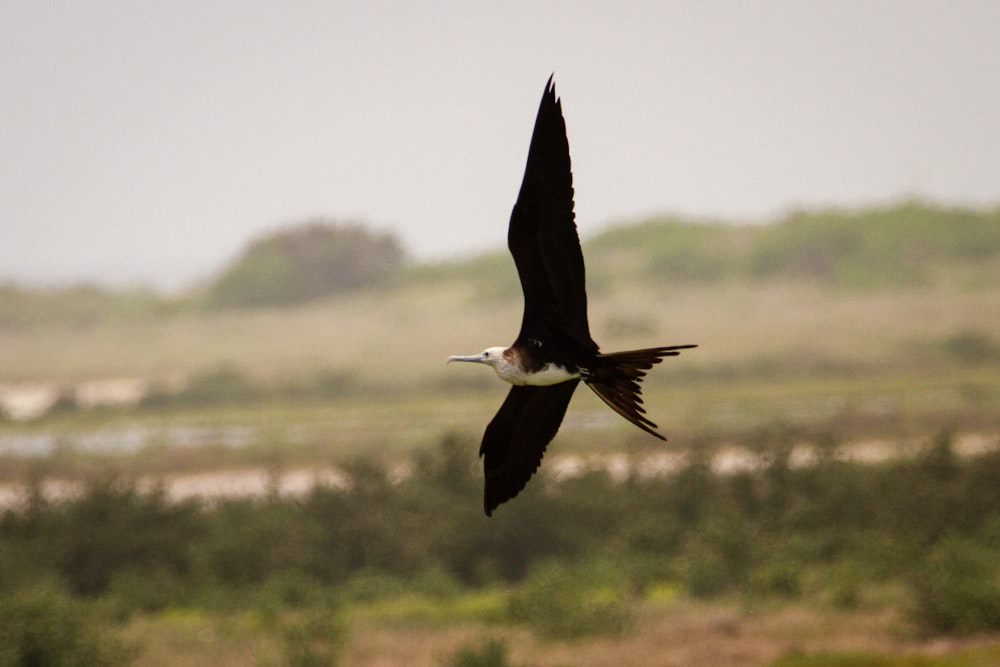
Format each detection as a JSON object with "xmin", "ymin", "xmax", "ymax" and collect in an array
[{"xmin": 483, "ymin": 351, "xmax": 490, "ymax": 358}]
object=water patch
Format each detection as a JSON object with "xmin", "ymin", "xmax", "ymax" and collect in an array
[{"xmin": 0, "ymin": 424, "xmax": 259, "ymax": 456}]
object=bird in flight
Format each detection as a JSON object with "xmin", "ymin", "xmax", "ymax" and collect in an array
[{"xmin": 449, "ymin": 76, "xmax": 696, "ymax": 515}]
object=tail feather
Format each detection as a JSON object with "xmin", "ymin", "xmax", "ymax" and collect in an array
[{"xmin": 582, "ymin": 345, "xmax": 696, "ymax": 440}]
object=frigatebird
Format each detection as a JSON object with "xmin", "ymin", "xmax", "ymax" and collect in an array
[{"xmin": 449, "ymin": 76, "xmax": 696, "ymax": 516}]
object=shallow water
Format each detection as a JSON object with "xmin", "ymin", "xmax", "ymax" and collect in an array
[{"xmin": 0, "ymin": 423, "xmax": 258, "ymax": 456}]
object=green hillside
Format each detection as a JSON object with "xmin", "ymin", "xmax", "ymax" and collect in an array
[
  {"xmin": 612, "ymin": 200, "xmax": 999, "ymax": 287},
  {"xmin": 2, "ymin": 200, "xmax": 998, "ymax": 331},
  {"xmin": 415, "ymin": 199, "xmax": 1000, "ymax": 295}
]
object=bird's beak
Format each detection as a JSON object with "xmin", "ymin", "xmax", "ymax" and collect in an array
[{"xmin": 447, "ymin": 353, "xmax": 486, "ymax": 364}]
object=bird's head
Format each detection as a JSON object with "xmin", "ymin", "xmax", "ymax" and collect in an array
[{"xmin": 447, "ymin": 346, "xmax": 507, "ymax": 369}]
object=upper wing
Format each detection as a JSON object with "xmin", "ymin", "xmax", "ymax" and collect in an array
[
  {"xmin": 507, "ymin": 77, "xmax": 595, "ymax": 353},
  {"xmin": 479, "ymin": 380, "xmax": 579, "ymax": 516}
]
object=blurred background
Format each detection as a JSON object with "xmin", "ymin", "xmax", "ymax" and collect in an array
[{"xmin": 2, "ymin": 3, "xmax": 999, "ymax": 666}]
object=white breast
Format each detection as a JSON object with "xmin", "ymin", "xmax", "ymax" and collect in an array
[{"xmin": 497, "ymin": 361, "xmax": 580, "ymax": 387}]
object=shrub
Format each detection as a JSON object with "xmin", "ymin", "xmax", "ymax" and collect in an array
[
  {"xmin": 208, "ymin": 220, "xmax": 404, "ymax": 308},
  {"xmin": 0, "ymin": 584, "xmax": 130, "ymax": 666},
  {"xmin": 443, "ymin": 638, "xmax": 518, "ymax": 667},
  {"xmin": 938, "ymin": 330, "xmax": 1000, "ymax": 366},
  {"xmin": 505, "ymin": 561, "xmax": 633, "ymax": 639},
  {"xmin": 681, "ymin": 513, "xmax": 756, "ymax": 597},
  {"xmin": 279, "ymin": 604, "xmax": 347, "ymax": 667},
  {"xmin": 908, "ymin": 536, "xmax": 1000, "ymax": 634},
  {"xmin": 144, "ymin": 364, "xmax": 261, "ymax": 408},
  {"xmin": 48, "ymin": 478, "xmax": 202, "ymax": 598}
]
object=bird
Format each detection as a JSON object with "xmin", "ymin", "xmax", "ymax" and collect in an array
[{"xmin": 448, "ymin": 76, "xmax": 696, "ymax": 516}]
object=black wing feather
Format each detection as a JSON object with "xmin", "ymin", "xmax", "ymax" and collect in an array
[
  {"xmin": 508, "ymin": 76, "xmax": 596, "ymax": 354},
  {"xmin": 583, "ymin": 345, "xmax": 697, "ymax": 440},
  {"xmin": 480, "ymin": 381, "xmax": 580, "ymax": 516}
]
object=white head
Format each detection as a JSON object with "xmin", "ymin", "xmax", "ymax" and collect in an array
[{"xmin": 447, "ymin": 346, "xmax": 507, "ymax": 369}]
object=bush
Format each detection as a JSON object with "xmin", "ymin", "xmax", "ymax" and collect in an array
[
  {"xmin": 443, "ymin": 638, "xmax": 518, "ymax": 667},
  {"xmin": 279, "ymin": 604, "xmax": 347, "ymax": 667},
  {"xmin": 909, "ymin": 536, "xmax": 1000, "ymax": 634},
  {"xmin": 506, "ymin": 561, "xmax": 633, "ymax": 639},
  {"xmin": 144, "ymin": 364, "xmax": 261, "ymax": 408},
  {"xmin": 681, "ymin": 513, "xmax": 756, "ymax": 598},
  {"xmin": 208, "ymin": 220, "xmax": 404, "ymax": 308},
  {"xmin": 938, "ymin": 330, "xmax": 1000, "ymax": 366},
  {"xmin": 0, "ymin": 584, "xmax": 130, "ymax": 666},
  {"xmin": 50, "ymin": 478, "xmax": 201, "ymax": 598}
]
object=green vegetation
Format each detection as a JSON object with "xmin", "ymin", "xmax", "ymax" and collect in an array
[
  {"xmin": 0, "ymin": 583, "xmax": 131, "ymax": 666},
  {"xmin": 506, "ymin": 560, "xmax": 633, "ymax": 639},
  {"xmin": 583, "ymin": 200, "xmax": 1000, "ymax": 290},
  {"xmin": 207, "ymin": 220, "xmax": 405, "ymax": 308},
  {"xmin": 443, "ymin": 638, "xmax": 519, "ymax": 667},
  {"xmin": 138, "ymin": 364, "xmax": 364, "ymax": 409},
  {"xmin": 1, "ymin": 200, "xmax": 999, "ymax": 663},
  {"xmin": 2, "ymin": 431, "xmax": 1000, "ymax": 664},
  {"xmin": 3, "ymin": 200, "xmax": 998, "ymax": 330},
  {"xmin": 0, "ymin": 282, "xmax": 189, "ymax": 330},
  {"xmin": 407, "ymin": 199, "xmax": 997, "ymax": 295},
  {"xmin": 767, "ymin": 645, "xmax": 1000, "ymax": 667}
]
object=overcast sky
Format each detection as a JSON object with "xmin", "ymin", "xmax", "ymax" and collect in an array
[{"xmin": 2, "ymin": 2, "xmax": 999, "ymax": 290}]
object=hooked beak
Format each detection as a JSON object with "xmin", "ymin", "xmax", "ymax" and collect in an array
[{"xmin": 447, "ymin": 353, "xmax": 486, "ymax": 364}]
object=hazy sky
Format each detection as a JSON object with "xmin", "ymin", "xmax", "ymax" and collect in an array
[{"xmin": 2, "ymin": 2, "xmax": 999, "ymax": 290}]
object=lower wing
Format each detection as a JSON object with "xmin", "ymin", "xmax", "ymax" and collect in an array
[{"xmin": 479, "ymin": 380, "xmax": 579, "ymax": 516}]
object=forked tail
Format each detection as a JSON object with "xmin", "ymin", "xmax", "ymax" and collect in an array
[{"xmin": 582, "ymin": 345, "xmax": 696, "ymax": 439}]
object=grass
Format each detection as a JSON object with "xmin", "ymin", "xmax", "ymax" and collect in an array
[
  {"xmin": 122, "ymin": 609, "xmax": 280, "ymax": 667},
  {"xmin": 7, "ymin": 540, "xmax": 999, "ymax": 666},
  {"xmin": 15, "ymin": 548, "xmax": 982, "ymax": 667},
  {"xmin": 351, "ymin": 589, "xmax": 507, "ymax": 627},
  {"xmin": 767, "ymin": 646, "xmax": 1000, "ymax": 667},
  {"xmin": 115, "ymin": 597, "xmax": 1000, "ymax": 667},
  {"xmin": 2, "ymin": 279, "xmax": 999, "ymax": 386}
]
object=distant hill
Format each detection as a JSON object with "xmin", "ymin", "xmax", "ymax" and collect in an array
[
  {"xmin": 2, "ymin": 200, "xmax": 998, "ymax": 328},
  {"xmin": 413, "ymin": 200, "xmax": 1000, "ymax": 294},
  {"xmin": 207, "ymin": 221, "xmax": 405, "ymax": 309},
  {"xmin": 599, "ymin": 200, "xmax": 1000, "ymax": 289}
]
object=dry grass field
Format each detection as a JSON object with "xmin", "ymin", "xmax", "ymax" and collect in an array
[
  {"xmin": 118, "ymin": 596, "xmax": 1000, "ymax": 667},
  {"xmin": 2, "ymin": 280, "xmax": 998, "ymax": 385}
]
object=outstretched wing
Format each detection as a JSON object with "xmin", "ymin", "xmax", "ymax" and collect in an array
[
  {"xmin": 507, "ymin": 76, "xmax": 596, "ymax": 354},
  {"xmin": 480, "ymin": 380, "xmax": 580, "ymax": 516}
]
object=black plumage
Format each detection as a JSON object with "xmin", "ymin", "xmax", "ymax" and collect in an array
[{"xmin": 452, "ymin": 77, "xmax": 696, "ymax": 515}]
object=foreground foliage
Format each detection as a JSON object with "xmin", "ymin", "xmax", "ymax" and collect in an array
[
  {"xmin": 3, "ymin": 431, "xmax": 1000, "ymax": 646},
  {"xmin": 0, "ymin": 584, "xmax": 130, "ymax": 666},
  {"xmin": 767, "ymin": 645, "xmax": 1000, "ymax": 667}
]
